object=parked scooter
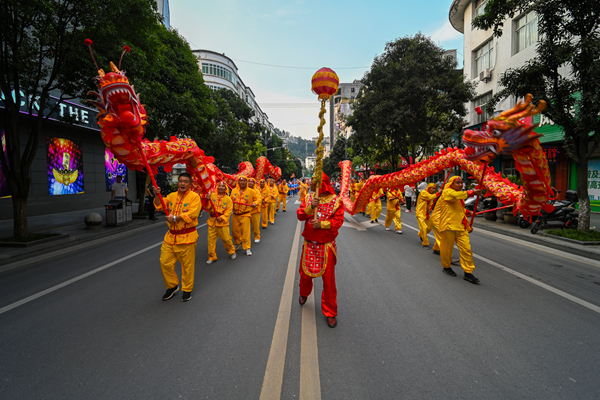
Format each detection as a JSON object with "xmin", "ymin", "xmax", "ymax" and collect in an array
[{"xmin": 530, "ymin": 190, "xmax": 579, "ymax": 234}]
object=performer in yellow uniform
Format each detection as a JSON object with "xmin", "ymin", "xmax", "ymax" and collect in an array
[
  {"xmin": 369, "ymin": 188, "xmax": 384, "ymax": 223},
  {"xmin": 260, "ymin": 179, "xmax": 270, "ymax": 228},
  {"xmin": 205, "ymin": 181, "xmax": 237, "ymax": 264},
  {"xmin": 267, "ymin": 179, "xmax": 279, "ymax": 224},
  {"xmin": 230, "ymin": 176, "xmax": 260, "ymax": 256},
  {"xmin": 384, "ymin": 187, "xmax": 404, "ymax": 233},
  {"xmin": 431, "ymin": 176, "xmax": 482, "ymax": 283},
  {"xmin": 299, "ymin": 179, "xmax": 309, "ymax": 203},
  {"xmin": 416, "ymin": 183, "xmax": 440, "ymax": 250},
  {"xmin": 276, "ymin": 179, "xmax": 289, "ymax": 212},
  {"xmin": 153, "ymin": 173, "xmax": 201, "ymax": 302},
  {"xmin": 248, "ymin": 178, "xmax": 262, "ymax": 242},
  {"xmin": 356, "ymin": 178, "xmax": 366, "ymax": 215}
]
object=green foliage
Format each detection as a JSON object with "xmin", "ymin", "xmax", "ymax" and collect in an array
[
  {"xmin": 546, "ymin": 229, "xmax": 600, "ymax": 242},
  {"xmin": 472, "ymin": 0, "xmax": 600, "ymax": 231},
  {"xmin": 347, "ymin": 33, "xmax": 475, "ymax": 172},
  {"xmin": 322, "ymin": 137, "xmax": 348, "ymax": 178}
]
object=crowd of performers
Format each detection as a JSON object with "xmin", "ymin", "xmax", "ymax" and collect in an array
[{"xmin": 151, "ymin": 171, "xmax": 482, "ymax": 328}]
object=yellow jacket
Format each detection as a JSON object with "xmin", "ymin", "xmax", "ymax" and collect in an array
[
  {"xmin": 267, "ymin": 185, "xmax": 279, "ymax": 203},
  {"xmin": 369, "ymin": 189, "xmax": 384, "ymax": 205},
  {"xmin": 206, "ymin": 192, "xmax": 233, "ymax": 227},
  {"xmin": 416, "ymin": 190, "xmax": 437, "ymax": 220},
  {"xmin": 278, "ymin": 183, "xmax": 289, "ymax": 196},
  {"xmin": 249, "ymin": 187, "xmax": 262, "ymax": 214},
  {"xmin": 386, "ymin": 188, "xmax": 404, "ymax": 210},
  {"xmin": 156, "ymin": 190, "xmax": 201, "ymax": 245},
  {"xmin": 431, "ymin": 188, "xmax": 469, "ymax": 231},
  {"xmin": 299, "ymin": 183, "xmax": 309, "ymax": 199},
  {"xmin": 230, "ymin": 186, "xmax": 260, "ymax": 217}
]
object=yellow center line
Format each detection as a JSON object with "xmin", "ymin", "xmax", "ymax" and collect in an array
[
  {"xmin": 300, "ymin": 293, "xmax": 321, "ymax": 400},
  {"xmin": 260, "ymin": 220, "xmax": 302, "ymax": 400}
]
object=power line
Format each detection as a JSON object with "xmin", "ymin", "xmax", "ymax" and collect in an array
[{"xmin": 232, "ymin": 58, "xmax": 370, "ymax": 70}]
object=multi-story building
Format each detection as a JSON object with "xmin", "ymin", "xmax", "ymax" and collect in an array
[
  {"xmin": 192, "ymin": 50, "xmax": 274, "ymax": 132},
  {"xmin": 448, "ymin": 0, "xmax": 594, "ymax": 204},
  {"xmin": 329, "ymin": 80, "xmax": 363, "ymax": 146},
  {"xmin": 156, "ymin": 0, "xmax": 170, "ymax": 29}
]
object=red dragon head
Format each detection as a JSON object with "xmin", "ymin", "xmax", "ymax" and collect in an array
[
  {"xmin": 462, "ymin": 94, "xmax": 546, "ymax": 163},
  {"xmin": 85, "ymin": 41, "xmax": 148, "ymax": 143}
]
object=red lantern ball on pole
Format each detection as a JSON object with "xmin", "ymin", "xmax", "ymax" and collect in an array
[{"xmin": 311, "ymin": 67, "xmax": 339, "ymax": 101}]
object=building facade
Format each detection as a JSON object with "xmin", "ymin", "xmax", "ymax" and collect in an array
[
  {"xmin": 192, "ymin": 50, "xmax": 274, "ymax": 133},
  {"xmin": 329, "ymin": 80, "xmax": 363, "ymax": 147},
  {"xmin": 449, "ymin": 0, "xmax": 599, "ymax": 209}
]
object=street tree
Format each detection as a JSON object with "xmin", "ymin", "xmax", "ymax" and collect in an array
[
  {"xmin": 348, "ymin": 33, "xmax": 475, "ymax": 173},
  {"xmin": 473, "ymin": 0, "xmax": 600, "ymax": 231},
  {"xmin": 0, "ymin": 0, "xmax": 161, "ymax": 239}
]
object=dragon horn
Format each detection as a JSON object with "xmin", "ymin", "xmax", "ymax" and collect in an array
[
  {"xmin": 84, "ymin": 39, "xmax": 104, "ymax": 77},
  {"xmin": 119, "ymin": 45, "xmax": 131, "ymax": 70},
  {"xmin": 507, "ymin": 99, "xmax": 547, "ymax": 123},
  {"xmin": 495, "ymin": 94, "xmax": 532, "ymax": 121}
]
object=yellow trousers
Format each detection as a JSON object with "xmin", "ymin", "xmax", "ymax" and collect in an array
[
  {"xmin": 370, "ymin": 202, "xmax": 382, "ymax": 221},
  {"xmin": 431, "ymin": 224, "xmax": 441, "ymax": 251},
  {"xmin": 268, "ymin": 202, "xmax": 276, "ymax": 223},
  {"xmin": 417, "ymin": 216, "xmax": 434, "ymax": 246},
  {"xmin": 251, "ymin": 212, "xmax": 261, "ymax": 240},
  {"xmin": 160, "ymin": 242, "xmax": 197, "ymax": 292},
  {"xmin": 439, "ymin": 230, "xmax": 475, "ymax": 273},
  {"xmin": 384, "ymin": 208, "xmax": 402, "ymax": 230},
  {"xmin": 277, "ymin": 195, "xmax": 287, "ymax": 211},
  {"xmin": 262, "ymin": 206, "xmax": 269, "ymax": 228},
  {"xmin": 366, "ymin": 203, "xmax": 372, "ymax": 215},
  {"xmin": 207, "ymin": 225, "xmax": 235, "ymax": 261},
  {"xmin": 231, "ymin": 215, "xmax": 252, "ymax": 250}
]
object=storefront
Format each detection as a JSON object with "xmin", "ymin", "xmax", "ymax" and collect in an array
[{"xmin": 0, "ymin": 93, "xmax": 136, "ymax": 220}]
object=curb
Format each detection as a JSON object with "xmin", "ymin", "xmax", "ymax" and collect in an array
[{"xmin": 472, "ymin": 221, "xmax": 600, "ymax": 262}]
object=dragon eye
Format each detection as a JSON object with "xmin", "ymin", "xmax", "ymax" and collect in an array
[{"xmin": 492, "ymin": 130, "xmax": 502, "ymax": 137}]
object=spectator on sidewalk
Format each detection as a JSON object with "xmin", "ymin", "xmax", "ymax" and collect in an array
[
  {"xmin": 146, "ymin": 182, "xmax": 157, "ymax": 221},
  {"xmin": 404, "ymin": 184, "xmax": 414, "ymax": 212},
  {"xmin": 111, "ymin": 176, "xmax": 128, "ymax": 199}
]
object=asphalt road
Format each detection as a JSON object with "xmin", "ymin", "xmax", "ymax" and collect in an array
[{"xmin": 1, "ymin": 198, "xmax": 599, "ymax": 399}]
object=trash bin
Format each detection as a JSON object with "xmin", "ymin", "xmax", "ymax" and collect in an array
[
  {"xmin": 114, "ymin": 196, "xmax": 133, "ymax": 222},
  {"xmin": 105, "ymin": 198, "xmax": 125, "ymax": 226}
]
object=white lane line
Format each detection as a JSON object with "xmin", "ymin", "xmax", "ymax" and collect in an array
[
  {"xmin": 401, "ymin": 223, "xmax": 600, "ymax": 315},
  {"xmin": 260, "ymin": 220, "xmax": 303, "ymax": 400},
  {"xmin": 300, "ymin": 294, "xmax": 321, "ymax": 400},
  {"xmin": 474, "ymin": 228, "xmax": 600, "ymax": 268},
  {"xmin": 0, "ymin": 223, "xmax": 209, "ymax": 315},
  {"xmin": 0, "ymin": 241, "xmax": 163, "ymax": 315},
  {"xmin": 342, "ymin": 214, "xmax": 367, "ymax": 231}
]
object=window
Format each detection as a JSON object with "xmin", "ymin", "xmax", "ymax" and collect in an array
[
  {"xmin": 474, "ymin": 0, "xmax": 488, "ymax": 18},
  {"xmin": 201, "ymin": 63, "xmax": 236, "ymax": 84},
  {"xmin": 502, "ymin": 158, "xmax": 517, "ymax": 176},
  {"xmin": 474, "ymin": 40, "xmax": 495, "ymax": 75},
  {"xmin": 351, "ymin": 88, "xmax": 355, "ymax": 93},
  {"xmin": 516, "ymin": 11, "xmax": 538, "ymax": 53},
  {"xmin": 473, "ymin": 92, "xmax": 493, "ymax": 124}
]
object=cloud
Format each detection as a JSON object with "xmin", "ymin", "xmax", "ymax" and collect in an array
[{"xmin": 428, "ymin": 20, "xmax": 463, "ymax": 45}]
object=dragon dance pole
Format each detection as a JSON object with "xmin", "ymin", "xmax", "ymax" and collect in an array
[
  {"xmin": 310, "ymin": 67, "xmax": 339, "ymax": 222},
  {"xmin": 470, "ymin": 162, "xmax": 488, "ymax": 227},
  {"xmin": 135, "ymin": 139, "xmax": 170, "ymax": 216}
]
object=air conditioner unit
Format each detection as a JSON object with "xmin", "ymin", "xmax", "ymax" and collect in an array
[{"xmin": 479, "ymin": 69, "xmax": 491, "ymax": 82}]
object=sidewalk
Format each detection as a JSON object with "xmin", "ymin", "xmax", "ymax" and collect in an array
[{"xmin": 0, "ymin": 204, "xmax": 163, "ymax": 269}]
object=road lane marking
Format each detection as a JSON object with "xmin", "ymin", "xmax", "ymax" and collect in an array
[
  {"xmin": 474, "ymin": 228, "xmax": 600, "ymax": 268},
  {"xmin": 0, "ymin": 223, "xmax": 209, "ymax": 315},
  {"xmin": 260, "ymin": 220, "xmax": 302, "ymax": 400},
  {"xmin": 300, "ymin": 294, "xmax": 321, "ymax": 400},
  {"xmin": 401, "ymin": 223, "xmax": 600, "ymax": 315},
  {"xmin": 0, "ymin": 241, "xmax": 163, "ymax": 315},
  {"xmin": 342, "ymin": 214, "xmax": 367, "ymax": 231}
]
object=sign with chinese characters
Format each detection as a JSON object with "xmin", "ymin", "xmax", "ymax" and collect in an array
[
  {"xmin": 542, "ymin": 146, "xmax": 559, "ymax": 163},
  {"xmin": 588, "ymin": 160, "xmax": 600, "ymax": 204}
]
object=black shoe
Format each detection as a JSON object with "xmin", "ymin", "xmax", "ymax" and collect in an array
[
  {"xmin": 162, "ymin": 286, "xmax": 179, "ymax": 301},
  {"xmin": 433, "ymin": 249, "xmax": 440, "ymax": 255},
  {"xmin": 464, "ymin": 273, "xmax": 480, "ymax": 284},
  {"xmin": 442, "ymin": 267, "xmax": 457, "ymax": 277},
  {"xmin": 370, "ymin": 220, "xmax": 375, "ymax": 224},
  {"xmin": 182, "ymin": 291, "xmax": 192, "ymax": 301},
  {"xmin": 375, "ymin": 219, "xmax": 379, "ymax": 222},
  {"xmin": 283, "ymin": 210, "xmax": 286, "ymax": 212}
]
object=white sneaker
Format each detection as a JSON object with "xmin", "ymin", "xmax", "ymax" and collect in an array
[
  {"xmin": 396, "ymin": 230, "xmax": 402, "ymax": 234},
  {"xmin": 385, "ymin": 227, "xmax": 390, "ymax": 231},
  {"xmin": 206, "ymin": 259, "xmax": 213, "ymax": 264},
  {"xmin": 254, "ymin": 239, "xmax": 260, "ymax": 243},
  {"xmin": 246, "ymin": 249, "xmax": 252, "ymax": 256},
  {"xmin": 230, "ymin": 253, "xmax": 237, "ymax": 260}
]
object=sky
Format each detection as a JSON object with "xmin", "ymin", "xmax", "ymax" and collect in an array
[{"xmin": 170, "ymin": 0, "xmax": 465, "ymax": 140}]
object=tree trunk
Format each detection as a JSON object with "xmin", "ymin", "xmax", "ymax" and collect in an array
[
  {"xmin": 576, "ymin": 157, "xmax": 590, "ymax": 231},
  {"xmin": 12, "ymin": 193, "xmax": 29, "ymax": 239}
]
